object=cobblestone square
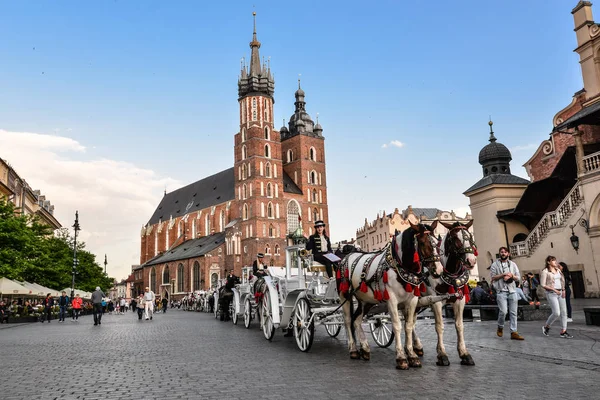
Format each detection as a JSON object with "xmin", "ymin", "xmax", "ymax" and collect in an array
[{"xmin": 1, "ymin": 305, "xmax": 599, "ymax": 400}]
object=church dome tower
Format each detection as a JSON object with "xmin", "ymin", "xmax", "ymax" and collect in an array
[{"xmin": 478, "ymin": 120, "xmax": 512, "ymax": 176}]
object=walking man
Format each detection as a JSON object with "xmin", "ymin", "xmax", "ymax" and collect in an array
[
  {"xmin": 143, "ymin": 287, "xmax": 155, "ymax": 320},
  {"xmin": 162, "ymin": 297, "xmax": 168, "ymax": 314},
  {"xmin": 91, "ymin": 286, "xmax": 105, "ymax": 326},
  {"xmin": 58, "ymin": 291, "xmax": 69, "ymax": 322},
  {"xmin": 490, "ymin": 247, "xmax": 525, "ymax": 340}
]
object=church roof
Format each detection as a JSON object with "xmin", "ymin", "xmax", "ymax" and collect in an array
[
  {"xmin": 463, "ymin": 173, "xmax": 530, "ymax": 194},
  {"xmin": 142, "ymin": 232, "xmax": 226, "ymax": 267},
  {"xmin": 282, "ymin": 171, "xmax": 303, "ymax": 194},
  {"xmin": 147, "ymin": 168, "xmax": 235, "ymax": 226}
]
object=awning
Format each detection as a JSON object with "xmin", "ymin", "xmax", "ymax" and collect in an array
[
  {"xmin": 0, "ymin": 277, "xmax": 35, "ymax": 296},
  {"xmin": 553, "ymin": 100, "xmax": 600, "ymax": 131}
]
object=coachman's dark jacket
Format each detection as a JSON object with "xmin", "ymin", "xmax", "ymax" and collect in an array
[
  {"xmin": 306, "ymin": 233, "xmax": 332, "ymax": 255},
  {"xmin": 252, "ymin": 260, "xmax": 268, "ymax": 277}
]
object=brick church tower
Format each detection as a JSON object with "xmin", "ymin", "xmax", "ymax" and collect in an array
[{"xmin": 234, "ymin": 13, "xmax": 287, "ymax": 265}]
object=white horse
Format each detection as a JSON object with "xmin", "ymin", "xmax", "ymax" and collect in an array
[
  {"xmin": 412, "ymin": 220, "xmax": 477, "ymax": 366},
  {"xmin": 339, "ymin": 221, "xmax": 443, "ymax": 370}
]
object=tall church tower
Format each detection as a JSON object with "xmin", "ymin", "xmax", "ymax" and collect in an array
[
  {"xmin": 280, "ymin": 82, "xmax": 329, "ymax": 236},
  {"xmin": 234, "ymin": 13, "xmax": 285, "ymax": 265}
]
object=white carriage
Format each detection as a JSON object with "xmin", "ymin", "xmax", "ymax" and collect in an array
[{"xmin": 232, "ymin": 244, "xmax": 344, "ymax": 352}]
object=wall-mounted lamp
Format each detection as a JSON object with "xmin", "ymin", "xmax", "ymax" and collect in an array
[{"xmin": 569, "ymin": 209, "xmax": 589, "ymax": 253}]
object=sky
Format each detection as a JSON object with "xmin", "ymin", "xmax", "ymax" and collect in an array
[{"xmin": 0, "ymin": 0, "xmax": 585, "ymax": 280}]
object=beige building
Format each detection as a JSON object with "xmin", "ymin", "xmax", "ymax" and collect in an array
[
  {"xmin": 465, "ymin": 1, "xmax": 600, "ymax": 298},
  {"xmin": 0, "ymin": 157, "xmax": 61, "ymax": 230},
  {"xmin": 355, "ymin": 206, "xmax": 477, "ymax": 279}
]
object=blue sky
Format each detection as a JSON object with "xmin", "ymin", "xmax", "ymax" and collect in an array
[{"xmin": 0, "ymin": 1, "xmax": 585, "ymax": 278}]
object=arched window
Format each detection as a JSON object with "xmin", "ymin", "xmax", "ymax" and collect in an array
[
  {"xmin": 265, "ymin": 127, "xmax": 270, "ymax": 140},
  {"xmin": 265, "ymin": 244, "xmax": 271, "ymax": 255},
  {"xmin": 267, "ymin": 202, "xmax": 273, "ymax": 218},
  {"xmin": 265, "ymin": 144, "xmax": 270, "ymax": 158},
  {"xmin": 287, "ymin": 200, "xmax": 300, "ymax": 234},
  {"xmin": 312, "ymin": 189, "xmax": 318, "ymax": 203},
  {"xmin": 247, "ymin": 162, "xmax": 251, "ymax": 177},
  {"xmin": 265, "ymin": 162, "xmax": 271, "ymax": 177},
  {"xmin": 163, "ymin": 265, "xmax": 170, "ymax": 285},
  {"xmin": 309, "ymin": 147, "xmax": 316, "ymax": 161},
  {"xmin": 252, "ymin": 98, "xmax": 257, "ymax": 121},
  {"xmin": 220, "ymin": 210, "xmax": 225, "ymax": 232},
  {"xmin": 243, "ymin": 184, "xmax": 247, "ymax": 199},
  {"xmin": 310, "ymin": 171, "xmax": 317, "ymax": 185},
  {"xmin": 205, "ymin": 213, "xmax": 210, "ymax": 236},
  {"xmin": 266, "ymin": 183, "xmax": 272, "ymax": 197},
  {"xmin": 193, "ymin": 261, "xmax": 201, "ymax": 291},
  {"xmin": 243, "ymin": 203, "xmax": 249, "ymax": 220},
  {"xmin": 275, "ymin": 244, "xmax": 280, "ymax": 255},
  {"xmin": 287, "ymin": 149, "xmax": 293, "ymax": 163},
  {"xmin": 242, "ymin": 164, "xmax": 248, "ymax": 180},
  {"xmin": 241, "ymin": 128, "xmax": 246, "ymax": 142},
  {"xmin": 269, "ymin": 224, "xmax": 275, "ymax": 237},
  {"xmin": 242, "ymin": 145, "xmax": 247, "ymax": 160},
  {"xmin": 177, "ymin": 263, "xmax": 184, "ymax": 292},
  {"xmin": 313, "ymin": 208, "xmax": 319, "ymax": 222},
  {"xmin": 151, "ymin": 267, "xmax": 157, "ymax": 293}
]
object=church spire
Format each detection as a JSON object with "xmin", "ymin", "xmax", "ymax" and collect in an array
[
  {"xmin": 249, "ymin": 12, "xmax": 262, "ymax": 77},
  {"xmin": 238, "ymin": 11, "xmax": 275, "ymax": 99}
]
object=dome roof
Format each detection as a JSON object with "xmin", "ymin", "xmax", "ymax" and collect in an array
[
  {"xmin": 478, "ymin": 141, "xmax": 511, "ymax": 165},
  {"xmin": 295, "ymin": 87, "xmax": 305, "ymax": 97},
  {"xmin": 280, "ymin": 125, "xmax": 289, "ymax": 132},
  {"xmin": 314, "ymin": 123, "xmax": 322, "ymax": 131}
]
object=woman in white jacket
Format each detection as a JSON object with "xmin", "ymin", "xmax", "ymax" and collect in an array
[{"xmin": 541, "ymin": 256, "xmax": 573, "ymax": 338}]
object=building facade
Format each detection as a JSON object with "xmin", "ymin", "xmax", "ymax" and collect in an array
[
  {"xmin": 138, "ymin": 15, "xmax": 330, "ymax": 300},
  {"xmin": 0, "ymin": 156, "xmax": 61, "ymax": 230},
  {"xmin": 465, "ymin": 1, "xmax": 600, "ymax": 297}
]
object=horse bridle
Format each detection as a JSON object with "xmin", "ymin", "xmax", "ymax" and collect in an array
[
  {"xmin": 414, "ymin": 230, "xmax": 441, "ymax": 274},
  {"xmin": 442, "ymin": 226, "xmax": 477, "ymax": 278}
]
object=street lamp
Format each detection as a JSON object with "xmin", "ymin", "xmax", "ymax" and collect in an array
[
  {"xmin": 71, "ymin": 211, "xmax": 81, "ymax": 300},
  {"xmin": 570, "ymin": 227, "xmax": 579, "ymax": 253}
]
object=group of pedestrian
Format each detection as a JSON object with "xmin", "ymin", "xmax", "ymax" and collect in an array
[{"xmin": 490, "ymin": 246, "xmax": 573, "ymax": 341}]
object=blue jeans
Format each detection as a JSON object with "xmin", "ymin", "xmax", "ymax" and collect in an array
[
  {"xmin": 496, "ymin": 291, "xmax": 518, "ymax": 332},
  {"xmin": 59, "ymin": 306, "xmax": 67, "ymax": 321}
]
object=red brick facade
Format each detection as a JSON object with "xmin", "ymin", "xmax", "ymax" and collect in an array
[{"xmin": 137, "ymin": 30, "xmax": 329, "ymax": 300}]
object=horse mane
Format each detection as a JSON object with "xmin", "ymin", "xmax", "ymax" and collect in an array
[{"xmin": 400, "ymin": 226, "xmax": 418, "ymax": 271}]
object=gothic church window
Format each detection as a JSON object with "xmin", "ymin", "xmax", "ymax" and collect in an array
[
  {"xmin": 309, "ymin": 147, "xmax": 316, "ymax": 161},
  {"xmin": 267, "ymin": 183, "xmax": 272, "ymax": 197},
  {"xmin": 151, "ymin": 267, "xmax": 157, "ymax": 293},
  {"xmin": 243, "ymin": 203, "xmax": 249, "ymax": 220},
  {"xmin": 163, "ymin": 265, "xmax": 170, "ymax": 285},
  {"xmin": 242, "ymin": 164, "xmax": 247, "ymax": 180},
  {"xmin": 287, "ymin": 200, "xmax": 300, "ymax": 234},
  {"xmin": 265, "ymin": 127, "xmax": 270, "ymax": 140},
  {"xmin": 265, "ymin": 162, "xmax": 271, "ymax": 177},
  {"xmin": 241, "ymin": 128, "xmax": 246, "ymax": 142},
  {"xmin": 252, "ymin": 98, "xmax": 257, "ymax": 121},
  {"xmin": 243, "ymin": 184, "xmax": 247, "ymax": 199},
  {"xmin": 313, "ymin": 208, "xmax": 319, "ymax": 222},
  {"xmin": 242, "ymin": 145, "xmax": 247, "ymax": 160},
  {"xmin": 220, "ymin": 210, "xmax": 225, "ymax": 232},
  {"xmin": 193, "ymin": 262, "xmax": 200, "ymax": 291},
  {"xmin": 269, "ymin": 224, "xmax": 275, "ymax": 237},
  {"xmin": 177, "ymin": 263, "xmax": 184, "ymax": 292},
  {"xmin": 265, "ymin": 144, "xmax": 270, "ymax": 158},
  {"xmin": 267, "ymin": 202, "xmax": 274, "ymax": 218},
  {"xmin": 312, "ymin": 189, "xmax": 317, "ymax": 203},
  {"xmin": 205, "ymin": 213, "xmax": 211, "ymax": 236},
  {"xmin": 287, "ymin": 149, "xmax": 293, "ymax": 163}
]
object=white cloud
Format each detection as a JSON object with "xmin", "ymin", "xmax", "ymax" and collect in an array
[
  {"xmin": 382, "ymin": 140, "xmax": 404, "ymax": 149},
  {"xmin": 510, "ymin": 143, "xmax": 538, "ymax": 152},
  {"xmin": 0, "ymin": 129, "xmax": 180, "ymax": 281}
]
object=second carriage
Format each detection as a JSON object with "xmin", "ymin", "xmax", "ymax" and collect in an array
[{"xmin": 231, "ymin": 245, "xmax": 345, "ymax": 352}]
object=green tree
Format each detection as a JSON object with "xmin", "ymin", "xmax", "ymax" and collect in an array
[{"xmin": 0, "ymin": 198, "xmax": 114, "ymax": 291}]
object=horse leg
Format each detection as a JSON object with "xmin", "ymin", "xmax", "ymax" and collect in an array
[
  {"xmin": 352, "ymin": 303, "xmax": 370, "ymax": 361},
  {"xmin": 404, "ymin": 298, "xmax": 421, "ymax": 368},
  {"xmin": 387, "ymin": 294, "xmax": 408, "ymax": 370},
  {"xmin": 453, "ymin": 299, "xmax": 475, "ymax": 366},
  {"xmin": 412, "ymin": 311, "xmax": 424, "ymax": 357},
  {"xmin": 341, "ymin": 295, "xmax": 359, "ymax": 359},
  {"xmin": 431, "ymin": 301, "xmax": 450, "ymax": 366}
]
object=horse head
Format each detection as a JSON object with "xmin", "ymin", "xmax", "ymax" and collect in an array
[
  {"xmin": 440, "ymin": 221, "xmax": 477, "ymax": 272},
  {"xmin": 393, "ymin": 221, "xmax": 442, "ymax": 275}
]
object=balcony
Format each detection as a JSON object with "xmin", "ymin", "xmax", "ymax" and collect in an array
[{"xmin": 583, "ymin": 150, "xmax": 600, "ymax": 175}]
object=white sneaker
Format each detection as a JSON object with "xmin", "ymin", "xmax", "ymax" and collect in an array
[{"xmin": 567, "ymin": 318, "xmax": 573, "ymax": 323}]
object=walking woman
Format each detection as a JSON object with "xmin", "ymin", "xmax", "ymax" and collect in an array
[{"xmin": 541, "ymin": 256, "xmax": 573, "ymax": 338}]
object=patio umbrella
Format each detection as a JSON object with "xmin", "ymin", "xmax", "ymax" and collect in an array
[{"xmin": 0, "ymin": 277, "xmax": 34, "ymax": 297}]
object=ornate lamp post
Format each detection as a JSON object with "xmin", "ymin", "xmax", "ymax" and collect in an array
[{"xmin": 71, "ymin": 211, "xmax": 81, "ymax": 300}]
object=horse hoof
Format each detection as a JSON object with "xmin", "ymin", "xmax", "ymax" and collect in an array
[
  {"xmin": 396, "ymin": 359, "xmax": 409, "ymax": 370},
  {"xmin": 436, "ymin": 355, "xmax": 450, "ymax": 366},
  {"xmin": 360, "ymin": 350, "xmax": 371, "ymax": 361},
  {"xmin": 350, "ymin": 351, "xmax": 360, "ymax": 360},
  {"xmin": 460, "ymin": 354, "xmax": 475, "ymax": 366},
  {"xmin": 408, "ymin": 357, "xmax": 422, "ymax": 368},
  {"xmin": 414, "ymin": 347, "xmax": 424, "ymax": 357}
]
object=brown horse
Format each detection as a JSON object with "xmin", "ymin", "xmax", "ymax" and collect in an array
[
  {"xmin": 412, "ymin": 221, "xmax": 477, "ymax": 366},
  {"xmin": 338, "ymin": 221, "xmax": 443, "ymax": 370}
]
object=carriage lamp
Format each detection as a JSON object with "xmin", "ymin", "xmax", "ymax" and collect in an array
[{"xmin": 570, "ymin": 228, "xmax": 580, "ymax": 253}]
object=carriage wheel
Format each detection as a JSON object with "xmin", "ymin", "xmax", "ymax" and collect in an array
[
  {"xmin": 370, "ymin": 318, "xmax": 395, "ymax": 348},
  {"xmin": 324, "ymin": 321, "xmax": 342, "ymax": 338},
  {"xmin": 261, "ymin": 291, "xmax": 275, "ymax": 341},
  {"xmin": 231, "ymin": 303, "xmax": 238, "ymax": 325},
  {"xmin": 244, "ymin": 298, "xmax": 252, "ymax": 329},
  {"xmin": 293, "ymin": 298, "xmax": 315, "ymax": 352}
]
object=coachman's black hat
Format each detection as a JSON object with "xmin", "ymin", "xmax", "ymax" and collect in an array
[
  {"xmin": 314, "ymin": 220, "xmax": 326, "ymax": 228},
  {"xmin": 257, "ymin": 253, "xmax": 265, "ymax": 258}
]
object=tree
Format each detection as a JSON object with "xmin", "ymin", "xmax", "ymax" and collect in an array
[{"xmin": 0, "ymin": 198, "xmax": 114, "ymax": 290}]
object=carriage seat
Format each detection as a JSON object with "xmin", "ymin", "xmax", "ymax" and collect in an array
[{"xmin": 309, "ymin": 260, "xmax": 326, "ymax": 274}]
